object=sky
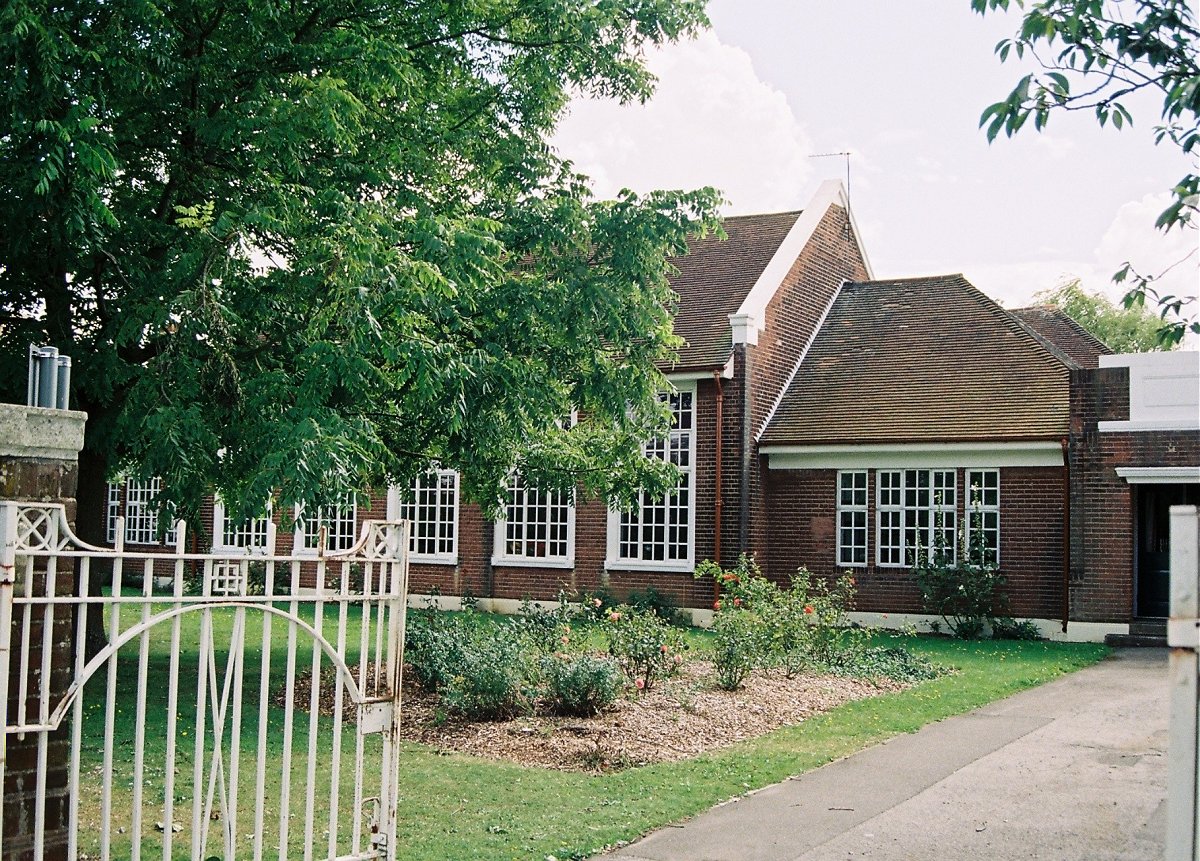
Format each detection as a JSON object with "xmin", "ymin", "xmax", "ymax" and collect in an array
[{"xmin": 553, "ymin": 0, "xmax": 1198, "ymax": 322}]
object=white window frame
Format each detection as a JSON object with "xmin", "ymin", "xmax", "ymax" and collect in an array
[
  {"xmin": 492, "ymin": 475, "xmax": 575, "ymax": 568},
  {"xmin": 875, "ymin": 469, "xmax": 956, "ymax": 568},
  {"xmin": 293, "ymin": 493, "xmax": 359, "ymax": 555},
  {"xmin": 398, "ymin": 470, "xmax": 459, "ymax": 565},
  {"xmin": 606, "ymin": 382, "xmax": 697, "ymax": 573},
  {"xmin": 212, "ymin": 498, "xmax": 271, "ymax": 555},
  {"xmin": 966, "ymin": 469, "xmax": 1001, "ymax": 566},
  {"xmin": 106, "ymin": 482, "xmax": 121, "ymax": 544},
  {"xmin": 119, "ymin": 477, "xmax": 177, "ymax": 546},
  {"xmin": 836, "ymin": 470, "xmax": 868, "ymax": 567}
]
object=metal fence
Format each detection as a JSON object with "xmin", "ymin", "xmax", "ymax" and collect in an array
[
  {"xmin": 0, "ymin": 501, "xmax": 410, "ymax": 861},
  {"xmin": 1167, "ymin": 504, "xmax": 1200, "ymax": 861}
]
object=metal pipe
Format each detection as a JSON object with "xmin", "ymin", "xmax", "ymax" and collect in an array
[
  {"xmin": 739, "ymin": 347, "xmax": 752, "ymax": 556},
  {"xmin": 1061, "ymin": 437, "xmax": 1070, "ymax": 633},
  {"xmin": 713, "ymin": 370, "xmax": 724, "ymax": 602},
  {"xmin": 55, "ymin": 355, "xmax": 71, "ymax": 410}
]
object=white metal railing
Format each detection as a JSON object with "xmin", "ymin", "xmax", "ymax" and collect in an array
[
  {"xmin": 1167, "ymin": 504, "xmax": 1200, "ymax": 861},
  {"xmin": 0, "ymin": 501, "xmax": 410, "ymax": 861}
]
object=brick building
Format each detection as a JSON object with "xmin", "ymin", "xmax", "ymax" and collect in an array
[{"xmin": 100, "ymin": 182, "xmax": 1199, "ymax": 640}]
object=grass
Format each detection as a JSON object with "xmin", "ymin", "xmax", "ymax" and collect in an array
[{"xmin": 75, "ymin": 604, "xmax": 1107, "ymax": 860}]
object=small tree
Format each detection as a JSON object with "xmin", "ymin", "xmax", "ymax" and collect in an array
[{"xmin": 1034, "ymin": 278, "xmax": 1171, "ymax": 353}]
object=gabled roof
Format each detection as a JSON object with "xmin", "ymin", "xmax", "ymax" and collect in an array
[
  {"xmin": 1009, "ymin": 305, "xmax": 1111, "ymax": 369},
  {"xmin": 668, "ymin": 210, "xmax": 802, "ymax": 369},
  {"xmin": 759, "ymin": 275, "xmax": 1073, "ymax": 446},
  {"xmin": 666, "ymin": 180, "xmax": 872, "ymax": 372}
]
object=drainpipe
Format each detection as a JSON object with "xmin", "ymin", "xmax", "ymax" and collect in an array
[
  {"xmin": 713, "ymin": 370, "xmax": 724, "ymax": 602},
  {"xmin": 1061, "ymin": 437, "xmax": 1071, "ymax": 634},
  {"xmin": 739, "ymin": 346, "xmax": 752, "ymax": 557}
]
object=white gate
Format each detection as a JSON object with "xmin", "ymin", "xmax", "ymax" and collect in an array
[{"xmin": 0, "ymin": 501, "xmax": 410, "ymax": 861}]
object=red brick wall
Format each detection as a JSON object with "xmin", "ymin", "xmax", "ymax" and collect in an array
[
  {"xmin": 765, "ymin": 465, "xmax": 1067, "ymax": 620},
  {"xmin": 745, "ymin": 205, "xmax": 870, "ymax": 563},
  {"xmin": 1069, "ymin": 366, "xmax": 1200, "ymax": 622},
  {"xmin": 3, "ymin": 455, "xmax": 80, "ymax": 861}
]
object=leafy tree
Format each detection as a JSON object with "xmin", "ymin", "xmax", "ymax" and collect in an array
[
  {"xmin": 972, "ymin": 0, "xmax": 1199, "ymax": 346},
  {"xmin": 1033, "ymin": 278, "xmax": 1170, "ymax": 352},
  {"xmin": 0, "ymin": 1, "xmax": 722, "ymax": 538}
]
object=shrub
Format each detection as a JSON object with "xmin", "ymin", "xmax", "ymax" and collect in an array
[
  {"xmin": 603, "ymin": 605, "xmax": 686, "ymax": 691},
  {"xmin": 697, "ymin": 555, "xmax": 863, "ymax": 677},
  {"xmin": 405, "ymin": 608, "xmax": 471, "ymax": 692},
  {"xmin": 541, "ymin": 654, "xmax": 623, "ymax": 716},
  {"xmin": 626, "ymin": 587, "xmax": 688, "ymax": 627},
  {"xmin": 440, "ymin": 630, "xmax": 536, "ymax": 721},
  {"xmin": 827, "ymin": 646, "xmax": 944, "ymax": 683},
  {"xmin": 912, "ymin": 524, "xmax": 1007, "ymax": 640},
  {"xmin": 575, "ymin": 587, "xmax": 616, "ymax": 624},
  {"xmin": 514, "ymin": 594, "xmax": 574, "ymax": 655},
  {"xmin": 991, "ymin": 616, "xmax": 1043, "ymax": 641},
  {"xmin": 709, "ymin": 608, "xmax": 762, "ymax": 691}
]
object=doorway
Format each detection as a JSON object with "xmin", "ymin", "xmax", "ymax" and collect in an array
[{"xmin": 1136, "ymin": 483, "xmax": 1200, "ymax": 617}]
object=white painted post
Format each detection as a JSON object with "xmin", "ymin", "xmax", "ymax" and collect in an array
[
  {"xmin": 0, "ymin": 502, "xmax": 18, "ymax": 859},
  {"xmin": 1166, "ymin": 504, "xmax": 1199, "ymax": 861}
]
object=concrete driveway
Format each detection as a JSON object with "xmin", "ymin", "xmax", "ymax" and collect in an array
[{"xmin": 603, "ymin": 648, "xmax": 1167, "ymax": 861}]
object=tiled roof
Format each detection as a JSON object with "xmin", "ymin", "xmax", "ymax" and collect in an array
[
  {"xmin": 1010, "ymin": 305, "xmax": 1111, "ymax": 369},
  {"xmin": 760, "ymin": 275, "xmax": 1073, "ymax": 445},
  {"xmin": 667, "ymin": 210, "xmax": 802, "ymax": 369}
]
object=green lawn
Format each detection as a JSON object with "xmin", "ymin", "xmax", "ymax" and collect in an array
[{"xmin": 76, "ymin": 605, "xmax": 1107, "ymax": 860}]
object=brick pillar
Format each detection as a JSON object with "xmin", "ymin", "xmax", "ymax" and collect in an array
[{"xmin": 1, "ymin": 403, "xmax": 87, "ymax": 861}]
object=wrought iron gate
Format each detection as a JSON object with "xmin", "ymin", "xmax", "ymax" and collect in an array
[{"xmin": 0, "ymin": 501, "xmax": 410, "ymax": 861}]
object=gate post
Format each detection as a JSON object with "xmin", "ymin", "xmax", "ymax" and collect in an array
[
  {"xmin": 0, "ymin": 402, "xmax": 86, "ymax": 861},
  {"xmin": 1166, "ymin": 504, "xmax": 1200, "ymax": 861}
]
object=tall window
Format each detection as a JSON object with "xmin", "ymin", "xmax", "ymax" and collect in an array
[
  {"xmin": 106, "ymin": 482, "xmax": 120, "ymax": 544},
  {"xmin": 837, "ymin": 471, "xmax": 868, "ymax": 566},
  {"xmin": 494, "ymin": 475, "xmax": 573, "ymax": 566},
  {"xmin": 966, "ymin": 469, "xmax": 1000, "ymax": 565},
  {"xmin": 877, "ymin": 469, "xmax": 956, "ymax": 567},
  {"xmin": 402, "ymin": 470, "xmax": 458, "ymax": 563},
  {"xmin": 214, "ymin": 500, "xmax": 270, "ymax": 553},
  {"xmin": 296, "ymin": 493, "xmax": 358, "ymax": 553},
  {"xmin": 609, "ymin": 385, "xmax": 696, "ymax": 570}
]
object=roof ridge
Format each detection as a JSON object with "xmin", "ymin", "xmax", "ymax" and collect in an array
[{"xmin": 1011, "ymin": 304, "xmax": 1113, "ymax": 355}]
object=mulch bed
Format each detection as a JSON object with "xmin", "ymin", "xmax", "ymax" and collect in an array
[{"xmin": 279, "ymin": 662, "xmax": 905, "ymax": 772}]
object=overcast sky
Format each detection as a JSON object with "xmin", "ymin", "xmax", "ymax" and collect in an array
[{"xmin": 553, "ymin": 0, "xmax": 1197, "ymax": 320}]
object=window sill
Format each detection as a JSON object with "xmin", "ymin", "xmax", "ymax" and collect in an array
[
  {"xmin": 492, "ymin": 556, "xmax": 575, "ymax": 570},
  {"xmin": 604, "ymin": 559, "xmax": 694, "ymax": 575},
  {"xmin": 410, "ymin": 555, "xmax": 459, "ymax": 567}
]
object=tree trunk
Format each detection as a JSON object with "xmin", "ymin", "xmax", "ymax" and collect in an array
[{"xmin": 75, "ymin": 428, "xmax": 112, "ymax": 662}]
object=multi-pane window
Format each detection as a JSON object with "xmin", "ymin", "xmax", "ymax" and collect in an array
[
  {"xmin": 966, "ymin": 470, "xmax": 1000, "ymax": 565},
  {"xmin": 106, "ymin": 483, "xmax": 120, "ymax": 544},
  {"xmin": 110, "ymin": 478, "xmax": 177, "ymax": 546},
  {"xmin": 495, "ymin": 475, "xmax": 573, "ymax": 564},
  {"xmin": 837, "ymin": 471, "xmax": 868, "ymax": 566},
  {"xmin": 613, "ymin": 386, "xmax": 695, "ymax": 568},
  {"xmin": 876, "ymin": 469, "xmax": 956, "ymax": 567},
  {"xmin": 402, "ymin": 470, "xmax": 458, "ymax": 562},
  {"xmin": 296, "ymin": 494, "xmax": 358, "ymax": 553},
  {"xmin": 214, "ymin": 501, "xmax": 270, "ymax": 552}
]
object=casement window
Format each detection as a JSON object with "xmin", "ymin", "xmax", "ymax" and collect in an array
[
  {"xmin": 608, "ymin": 384, "xmax": 696, "ymax": 571},
  {"xmin": 836, "ymin": 471, "xmax": 868, "ymax": 566},
  {"xmin": 402, "ymin": 470, "xmax": 459, "ymax": 564},
  {"xmin": 493, "ymin": 475, "xmax": 574, "ymax": 567},
  {"xmin": 295, "ymin": 493, "xmax": 358, "ymax": 554},
  {"xmin": 213, "ymin": 500, "xmax": 270, "ymax": 554},
  {"xmin": 966, "ymin": 469, "xmax": 1000, "ymax": 565},
  {"xmin": 109, "ymin": 477, "xmax": 177, "ymax": 546},
  {"xmin": 876, "ymin": 469, "xmax": 956, "ymax": 567}
]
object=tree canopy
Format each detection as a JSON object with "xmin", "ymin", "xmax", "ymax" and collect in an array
[
  {"xmin": 1033, "ymin": 278, "xmax": 1170, "ymax": 352},
  {"xmin": 972, "ymin": 0, "xmax": 1199, "ymax": 346},
  {"xmin": 0, "ymin": 1, "xmax": 722, "ymax": 527}
]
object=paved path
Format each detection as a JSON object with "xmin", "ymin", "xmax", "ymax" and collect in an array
[{"xmin": 604, "ymin": 649, "xmax": 1168, "ymax": 861}]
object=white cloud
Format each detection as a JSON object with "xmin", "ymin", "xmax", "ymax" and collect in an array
[
  {"xmin": 552, "ymin": 31, "xmax": 814, "ymax": 214},
  {"xmin": 957, "ymin": 191, "xmax": 1198, "ymax": 344}
]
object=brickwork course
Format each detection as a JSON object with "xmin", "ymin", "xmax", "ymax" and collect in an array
[{"xmin": 2, "ymin": 407, "xmax": 85, "ymax": 861}]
